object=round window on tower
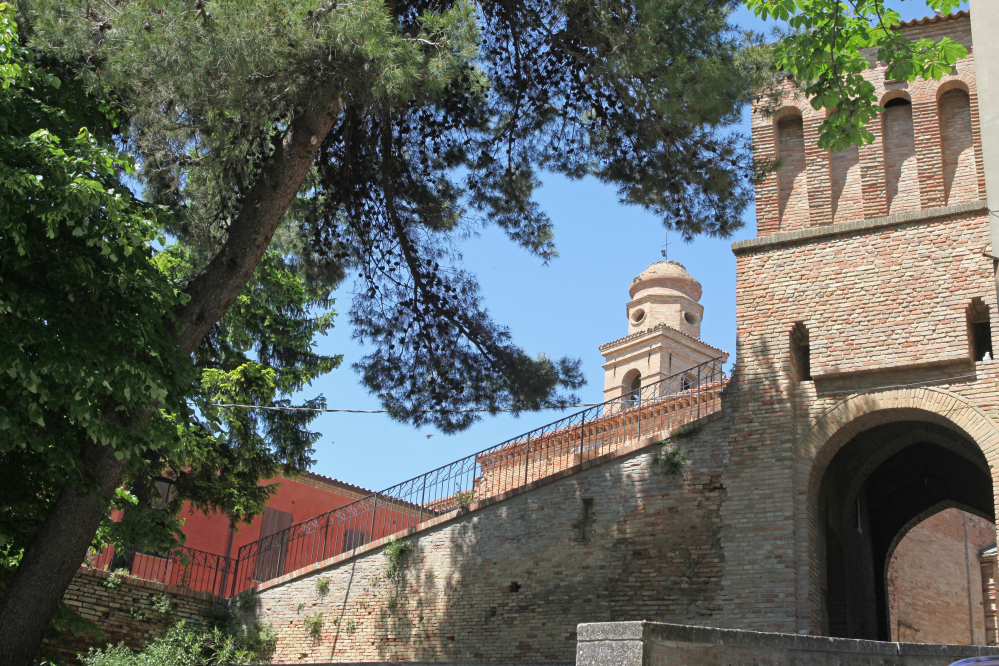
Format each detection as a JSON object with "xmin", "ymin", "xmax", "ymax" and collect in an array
[
  {"xmin": 684, "ymin": 311, "xmax": 698, "ymax": 325},
  {"xmin": 631, "ymin": 308, "xmax": 646, "ymax": 324}
]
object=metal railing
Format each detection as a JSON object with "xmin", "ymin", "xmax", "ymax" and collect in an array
[
  {"xmin": 227, "ymin": 356, "xmax": 726, "ymax": 596},
  {"xmin": 85, "ymin": 544, "xmax": 237, "ymax": 597}
]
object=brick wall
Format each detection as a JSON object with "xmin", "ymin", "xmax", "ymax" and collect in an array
[
  {"xmin": 887, "ymin": 508, "xmax": 996, "ymax": 645},
  {"xmin": 252, "ymin": 416, "xmax": 733, "ymax": 663},
  {"xmin": 752, "ymin": 13, "xmax": 984, "ymax": 235},
  {"xmin": 41, "ymin": 568, "xmax": 220, "ymax": 665},
  {"xmin": 232, "ymin": 13, "xmax": 999, "ymax": 657}
]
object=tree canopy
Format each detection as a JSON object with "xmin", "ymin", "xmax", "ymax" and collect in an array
[{"xmin": 1, "ymin": 0, "xmax": 768, "ymax": 661}]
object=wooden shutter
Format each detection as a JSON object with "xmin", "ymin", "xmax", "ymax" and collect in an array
[{"xmin": 254, "ymin": 508, "xmax": 293, "ymax": 582}]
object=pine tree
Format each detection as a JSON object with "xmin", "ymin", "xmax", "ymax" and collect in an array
[{"xmin": 2, "ymin": 0, "xmax": 766, "ymax": 661}]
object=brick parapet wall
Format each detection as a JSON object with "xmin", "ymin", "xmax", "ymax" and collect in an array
[
  {"xmin": 751, "ymin": 13, "xmax": 982, "ymax": 236},
  {"xmin": 41, "ymin": 568, "xmax": 222, "ymax": 664}
]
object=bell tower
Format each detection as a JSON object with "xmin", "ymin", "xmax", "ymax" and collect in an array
[{"xmin": 599, "ymin": 260, "xmax": 727, "ymax": 401}]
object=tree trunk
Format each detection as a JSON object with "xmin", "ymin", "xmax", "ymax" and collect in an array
[
  {"xmin": 0, "ymin": 82, "xmax": 341, "ymax": 666},
  {"xmin": 0, "ymin": 438, "xmax": 128, "ymax": 666}
]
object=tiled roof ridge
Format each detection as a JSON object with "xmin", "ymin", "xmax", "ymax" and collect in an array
[
  {"xmin": 284, "ymin": 470, "xmax": 377, "ymax": 497},
  {"xmin": 599, "ymin": 322, "xmax": 726, "ymax": 355},
  {"xmin": 898, "ymin": 10, "xmax": 968, "ymax": 28}
]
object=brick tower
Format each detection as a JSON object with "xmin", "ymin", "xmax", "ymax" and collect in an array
[{"xmin": 599, "ymin": 260, "xmax": 726, "ymax": 401}]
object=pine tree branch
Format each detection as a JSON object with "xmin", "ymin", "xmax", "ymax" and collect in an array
[{"xmin": 172, "ymin": 83, "xmax": 342, "ymax": 355}]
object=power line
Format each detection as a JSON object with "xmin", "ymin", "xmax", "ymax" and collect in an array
[{"xmin": 205, "ymin": 402, "xmax": 605, "ymax": 414}]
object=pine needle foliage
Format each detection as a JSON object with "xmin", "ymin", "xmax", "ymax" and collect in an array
[{"xmin": 18, "ymin": 0, "xmax": 767, "ymax": 432}]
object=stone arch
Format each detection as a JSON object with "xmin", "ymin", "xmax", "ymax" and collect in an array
[
  {"xmin": 882, "ymin": 499, "xmax": 991, "ymax": 580},
  {"xmin": 774, "ymin": 107, "xmax": 808, "ymax": 229},
  {"xmin": 795, "ymin": 386, "xmax": 999, "ymax": 637},
  {"xmin": 935, "ymin": 78, "xmax": 971, "ymax": 101},
  {"xmin": 880, "ymin": 89, "xmax": 912, "ymax": 106}
]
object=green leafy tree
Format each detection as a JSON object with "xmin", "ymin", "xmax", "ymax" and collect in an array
[
  {"xmin": 0, "ymin": 6, "xmax": 339, "ymax": 662},
  {"xmin": 745, "ymin": 0, "xmax": 969, "ymax": 150},
  {"xmin": 2, "ymin": 0, "xmax": 770, "ymax": 661}
]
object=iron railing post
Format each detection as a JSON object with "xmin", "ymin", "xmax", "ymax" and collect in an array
[
  {"xmin": 697, "ymin": 364, "xmax": 702, "ymax": 419},
  {"xmin": 524, "ymin": 435, "xmax": 531, "ymax": 486},
  {"xmin": 229, "ymin": 555, "xmax": 240, "ymax": 598},
  {"xmin": 638, "ymin": 385, "xmax": 642, "ymax": 443},
  {"xmin": 368, "ymin": 495, "xmax": 378, "ymax": 544},
  {"xmin": 579, "ymin": 415, "xmax": 585, "ymax": 465},
  {"xmin": 419, "ymin": 478, "xmax": 426, "ymax": 525}
]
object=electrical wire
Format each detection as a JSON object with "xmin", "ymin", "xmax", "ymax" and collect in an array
[
  {"xmin": 203, "ymin": 369, "xmax": 985, "ymax": 414},
  {"xmin": 204, "ymin": 402, "xmax": 606, "ymax": 414}
]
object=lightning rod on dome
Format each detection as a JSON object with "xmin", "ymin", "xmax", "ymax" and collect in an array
[{"xmin": 661, "ymin": 231, "xmax": 671, "ymax": 260}]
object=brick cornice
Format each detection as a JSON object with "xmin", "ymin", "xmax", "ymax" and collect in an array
[{"xmin": 732, "ymin": 200, "xmax": 988, "ymax": 255}]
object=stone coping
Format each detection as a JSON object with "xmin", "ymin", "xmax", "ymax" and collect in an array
[
  {"xmin": 598, "ymin": 322, "xmax": 727, "ymax": 356},
  {"xmin": 76, "ymin": 565, "xmax": 224, "ymax": 602},
  {"xmin": 251, "ymin": 411, "xmax": 724, "ymax": 595},
  {"xmin": 731, "ymin": 201, "xmax": 989, "ymax": 255},
  {"xmin": 576, "ymin": 620, "xmax": 999, "ymax": 658}
]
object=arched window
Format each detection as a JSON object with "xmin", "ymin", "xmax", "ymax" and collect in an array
[
  {"xmin": 680, "ymin": 374, "xmax": 692, "ymax": 392},
  {"xmin": 882, "ymin": 97, "xmax": 920, "ymax": 215},
  {"xmin": 776, "ymin": 112, "xmax": 808, "ymax": 229},
  {"xmin": 938, "ymin": 88, "xmax": 977, "ymax": 205},
  {"xmin": 629, "ymin": 372, "xmax": 642, "ymax": 402}
]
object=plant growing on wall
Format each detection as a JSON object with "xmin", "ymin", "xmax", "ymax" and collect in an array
[
  {"xmin": 454, "ymin": 490, "xmax": 476, "ymax": 512},
  {"xmin": 303, "ymin": 612, "xmax": 324, "ymax": 640},
  {"xmin": 383, "ymin": 538, "xmax": 414, "ymax": 577},
  {"xmin": 103, "ymin": 569, "xmax": 131, "ymax": 591},
  {"xmin": 343, "ymin": 619, "xmax": 356, "ymax": 636},
  {"xmin": 151, "ymin": 594, "xmax": 175, "ymax": 615},
  {"xmin": 236, "ymin": 592, "xmax": 258, "ymax": 613},
  {"xmin": 652, "ymin": 424, "xmax": 700, "ymax": 478},
  {"xmin": 126, "ymin": 608, "xmax": 147, "ymax": 622},
  {"xmin": 315, "ymin": 576, "xmax": 330, "ymax": 596}
]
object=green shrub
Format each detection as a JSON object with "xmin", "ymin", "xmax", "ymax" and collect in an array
[
  {"xmin": 303, "ymin": 611, "xmax": 324, "ymax": 639},
  {"xmin": 315, "ymin": 576, "xmax": 330, "ymax": 596},
  {"xmin": 387, "ymin": 595, "xmax": 398, "ymax": 611},
  {"xmin": 453, "ymin": 489, "xmax": 475, "ymax": 511},
  {"xmin": 151, "ymin": 594, "xmax": 175, "ymax": 615},
  {"xmin": 383, "ymin": 538, "xmax": 413, "ymax": 577},
  {"xmin": 81, "ymin": 621, "xmax": 253, "ymax": 666},
  {"xmin": 343, "ymin": 618, "xmax": 356, "ymax": 635},
  {"xmin": 236, "ymin": 592, "xmax": 258, "ymax": 612},
  {"xmin": 103, "ymin": 568, "xmax": 130, "ymax": 590},
  {"xmin": 126, "ymin": 607, "xmax": 147, "ymax": 622},
  {"xmin": 653, "ymin": 443, "xmax": 686, "ymax": 478},
  {"xmin": 202, "ymin": 603, "xmax": 238, "ymax": 632}
]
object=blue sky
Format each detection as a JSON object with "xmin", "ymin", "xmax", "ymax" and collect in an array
[{"xmin": 291, "ymin": 0, "xmax": 961, "ymax": 492}]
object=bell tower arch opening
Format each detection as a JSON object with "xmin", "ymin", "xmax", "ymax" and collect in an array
[{"xmin": 814, "ymin": 418, "xmax": 995, "ymax": 641}]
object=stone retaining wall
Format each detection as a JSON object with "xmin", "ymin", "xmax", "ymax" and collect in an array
[
  {"xmin": 41, "ymin": 567, "xmax": 221, "ymax": 664},
  {"xmin": 575, "ymin": 621, "xmax": 999, "ymax": 666}
]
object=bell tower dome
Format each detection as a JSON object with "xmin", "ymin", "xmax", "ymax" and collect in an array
[{"xmin": 599, "ymin": 260, "xmax": 728, "ymax": 401}]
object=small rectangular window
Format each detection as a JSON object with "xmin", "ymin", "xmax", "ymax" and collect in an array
[
  {"xmin": 790, "ymin": 322, "xmax": 811, "ymax": 382},
  {"xmin": 967, "ymin": 298, "xmax": 993, "ymax": 362}
]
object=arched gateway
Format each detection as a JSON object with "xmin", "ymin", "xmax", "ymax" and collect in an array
[{"xmin": 796, "ymin": 387, "xmax": 999, "ymax": 639}]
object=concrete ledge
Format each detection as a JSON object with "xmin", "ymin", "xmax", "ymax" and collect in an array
[
  {"xmin": 576, "ymin": 621, "xmax": 999, "ymax": 666},
  {"xmin": 731, "ymin": 201, "xmax": 989, "ymax": 255}
]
